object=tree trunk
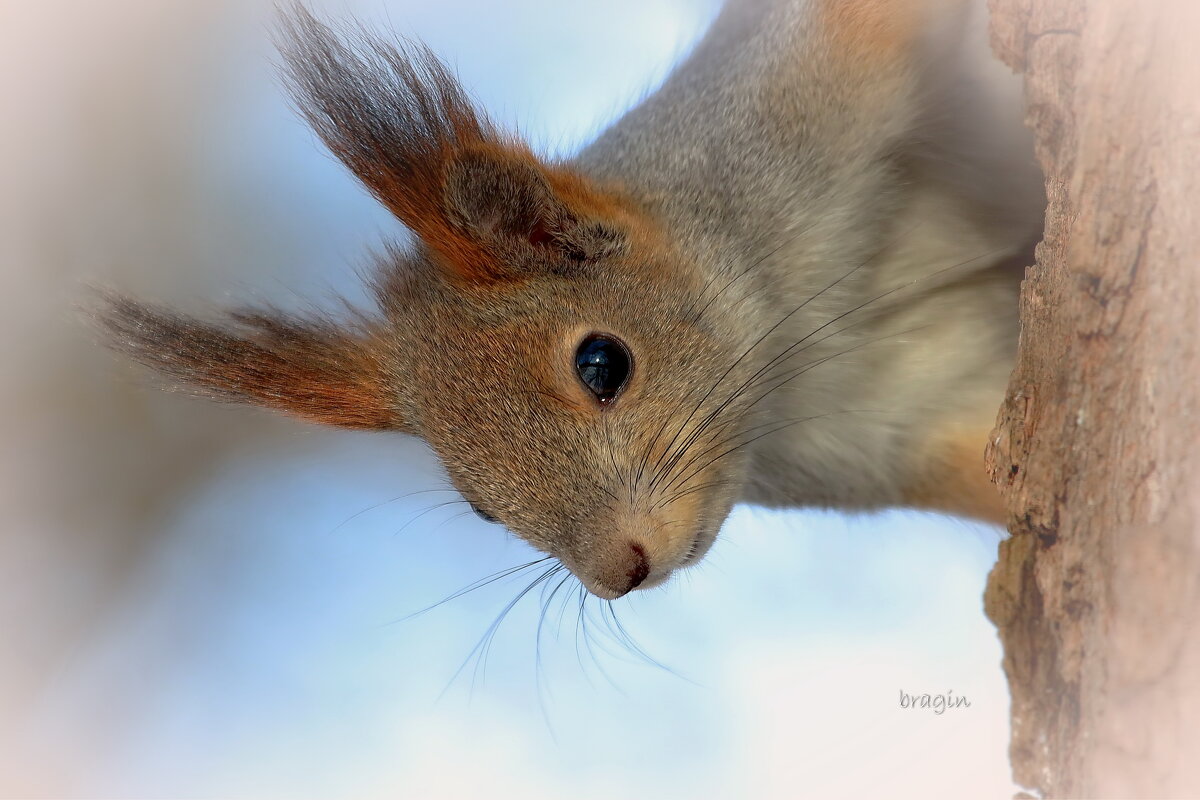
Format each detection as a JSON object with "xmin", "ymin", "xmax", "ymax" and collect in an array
[{"xmin": 984, "ymin": 0, "xmax": 1200, "ymax": 797}]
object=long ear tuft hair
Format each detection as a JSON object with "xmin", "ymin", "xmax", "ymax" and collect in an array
[
  {"xmin": 278, "ymin": 5, "xmax": 499, "ymax": 278},
  {"xmin": 276, "ymin": 5, "xmax": 627, "ymax": 283},
  {"xmin": 99, "ymin": 295, "xmax": 404, "ymax": 430}
]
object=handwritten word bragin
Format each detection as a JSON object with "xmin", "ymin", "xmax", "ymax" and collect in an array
[{"xmin": 899, "ymin": 690, "xmax": 971, "ymax": 715}]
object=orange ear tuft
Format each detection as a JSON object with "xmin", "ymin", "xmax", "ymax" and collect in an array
[
  {"xmin": 100, "ymin": 296, "xmax": 405, "ymax": 431},
  {"xmin": 279, "ymin": 7, "xmax": 631, "ymax": 284},
  {"xmin": 279, "ymin": 7, "xmax": 492, "ymax": 277}
]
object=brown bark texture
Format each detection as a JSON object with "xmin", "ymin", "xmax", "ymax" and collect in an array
[{"xmin": 984, "ymin": 0, "xmax": 1200, "ymax": 797}]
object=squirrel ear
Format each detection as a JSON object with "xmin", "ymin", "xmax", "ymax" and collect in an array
[
  {"xmin": 439, "ymin": 143, "xmax": 636, "ymax": 276},
  {"xmin": 442, "ymin": 148, "xmax": 554, "ymax": 244},
  {"xmin": 100, "ymin": 296, "xmax": 406, "ymax": 431},
  {"xmin": 278, "ymin": 7, "xmax": 621, "ymax": 283}
]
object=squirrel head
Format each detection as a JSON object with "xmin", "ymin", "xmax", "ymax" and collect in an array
[{"xmin": 102, "ymin": 8, "xmax": 760, "ymax": 598}]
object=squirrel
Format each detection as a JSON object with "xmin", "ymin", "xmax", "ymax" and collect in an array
[{"xmin": 101, "ymin": 0, "xmax": 1044, "ymax": 600}]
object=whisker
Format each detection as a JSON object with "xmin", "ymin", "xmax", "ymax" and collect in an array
[
  {"xmin": 632, "ymin": 226, "xmax": 829, "ymax": 497},
  {"xmin": 575, "ymin": 591, "xmax": 625, "ymax": 693},
  {"xmin": 602, "ymin": 415, "xmax": 632, "ymax": 506},
  {"xmin": 600, "ymin": 600, "xmax": 680, "ymax": 676},
  {"xmin": 660, "ymin": 410, "xmax": 886, "ymax": 498},
  {"xmin": 392, "ymin": 499, "xmax": 470, "ymax": 536},
  {"xmin": 666, "ymin": 329, "xmax": 928, "ymax": 492},
  {"xmin": 536, "ymin": 572, "xmax": 574, "ymax": 688},
  {"xmin": 573, "ymin": 584, "xmax": 590, "ymax": 674},
  {"xmin": 653, "ymin": 314, "xmax": 889, "ymax": 488},
  {"xmin": 471, "ymin": 566, "xmax": 561, "ymax": 693},
  {"xmin": 683, "ymin": 226, "xmax": 813, "ymax": 325},
  {"xmin": 555, "ymin": 575, "xmax": 581, "ymax": 634},
  {"xmin": 388, "ymin": 555, "xmax": 555, "ymax": 624},
  {"xmin": 740, "ymin": 325, "xmax": 933, "ymax": 421},
  {"xmin": 652, "ymin": 478, "xmax": 739, "ymax": 511},
  {"xmin": 650, "ymin": 249, "xmax": 1001, "ymax": 496},
  {"xmin": 645, "ymin": 256, "xmax": 875, "ymax": 495},
  {"xmin": 534, "ymin": 570, "xmax": 573, "ymax": 740},
  {"xmin": 725, "ymin": 250, "xmax": 1004, "ymax": 407},
  {"xmin": 326, "ymin": 487, "xmax": 458, "ymax": 536},
  {"xmin": 439, "ymin": 562, "xmax": 562, "ymax": 699},
  {"xmin": 515, "ymin": 387, "xmax": 579, "ymax": 408}
]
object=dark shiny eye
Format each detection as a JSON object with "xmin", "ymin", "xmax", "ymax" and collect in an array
[
  {"xmin": 574, "ymin": 334, "xmax": 632, "ymax": 404},
  {"xmin": 469, "ymin": 502, "xmax": 497, "ymax": 523}
]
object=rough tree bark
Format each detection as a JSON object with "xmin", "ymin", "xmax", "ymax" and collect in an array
[{"xmin": 984, "ymin": 0, "xmax": 1200, "ymax": 797}]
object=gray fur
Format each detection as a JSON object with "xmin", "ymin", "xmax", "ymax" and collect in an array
[{"xmin": 576, "ymin": 0, "xmax": 1043, "ymax": 510}]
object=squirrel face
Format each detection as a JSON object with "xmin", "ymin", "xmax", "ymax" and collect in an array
[
  {"xmin": 395, "ymin": 221, "xmax": 756, "ymax": 596},
  {"xmin": 102, "ymin": 9, "xmax": 758, "ymax": 599}
]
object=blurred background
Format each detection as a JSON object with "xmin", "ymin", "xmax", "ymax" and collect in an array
[{"xmin": 0, "ymin": 1, "xmax": 1016, "ymax": 797}]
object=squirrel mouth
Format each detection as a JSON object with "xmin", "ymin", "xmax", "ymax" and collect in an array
[{"xmin": 634, "ymin": 529, "xmax": 716, "ymax": 592}]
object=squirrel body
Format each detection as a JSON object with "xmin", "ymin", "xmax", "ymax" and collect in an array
[
  {"xmin": 104, "ymin": 0, "xmax": 1043, "ymax": 598},
  {"xmin": 578, "ymin": 0, "xmax": 1042, "ymax": 520}
]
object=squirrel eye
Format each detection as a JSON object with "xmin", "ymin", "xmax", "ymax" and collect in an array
[
  {"xmin": 469, "ymin": 502, "xmax": 497, "ymax": 523},
  {"xmin": 575, "ymin": 334, "xmax": 632, "ymax": 404}
]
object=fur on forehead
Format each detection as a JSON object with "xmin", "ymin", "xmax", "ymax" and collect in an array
[{"xmin": 278, "ymin": 5, "xmax": 635, "ymax": 285}]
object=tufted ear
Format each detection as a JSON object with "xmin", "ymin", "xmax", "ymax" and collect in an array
[
  {"xmin": 100, "ymin": 296, "xmax": 405, "ymax": 431},
  {"xmin": 278, "ymin": 6, "xmax": 627, "ymax": 283}
]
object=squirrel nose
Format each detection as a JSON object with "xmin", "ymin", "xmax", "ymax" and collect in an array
[
  {"xmin": 582, "ymin": 541, "xmax": 650, "ymax": 599},
  {"xmin": 626, "ymin": 542, "xmax": 650, "ymax": 590}
]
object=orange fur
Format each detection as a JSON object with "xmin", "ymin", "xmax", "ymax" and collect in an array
[
  {"xmin": 818, "ymin": 0, "xmax": 963, "ymax": 64},
  {"xmin": 100, "ymin": 299, "xmax": 402, "ymax": 430},
  {"xmin": 903, "ymin": 422, "xmax": 1004, "ymax": 523}
]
